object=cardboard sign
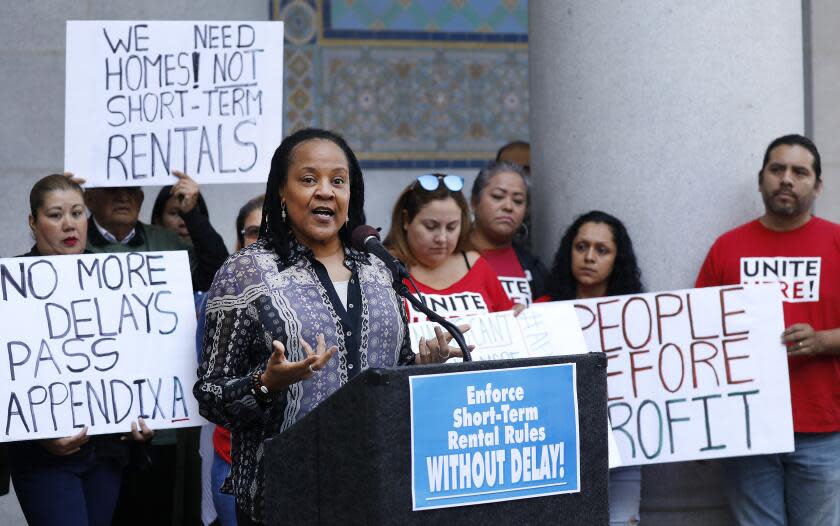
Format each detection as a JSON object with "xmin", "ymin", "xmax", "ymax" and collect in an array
[
  {"xmin": 0, "ymin": 252, "xmax": 203, "ymax": 441},
  {"xmin": 571, "ymin": 284, "xmax": 793, "ymax": 465},
  {"xmin": 410, "ymin": 364, "xmax": 580, "ymax": 510},
  {"xmin": 65, "ymin": 21, "xmax": 284, "ymax": 187}
]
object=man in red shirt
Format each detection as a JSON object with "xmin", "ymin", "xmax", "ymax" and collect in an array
[{"xmin": 696, "ymin": 134, "xmax": 840, "ymax": 525}]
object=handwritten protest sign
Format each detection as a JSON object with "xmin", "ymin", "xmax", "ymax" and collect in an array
[
  {"xmin": 409, "ymin": 312, "xmax": 528, "ymax": 362},
  {"xmin": 517, "ymin": 303, "xmax": 588, "ymax": 358},
  {"xmin": 408, "ymin": 304, "xmax": 587, "ymax": 362},
  {"xmin": 0, "ymin": 252, "xmax": 202, "ymax": 442},
  {"xmin": 65, "ymin": 21, "xmax": 284, "ymax": 187},
  {"xmin": 410, "ymin": 364, "xmax": 580, "ymax": 510},
  {"xmin": 571, "ymin": 284, "xmax": 792, "ymax": 465}
]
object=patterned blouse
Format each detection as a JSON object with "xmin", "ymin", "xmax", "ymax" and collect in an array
[{"xmin": 194, "ymin": 238, "xmax": 412, "ymax": 523}]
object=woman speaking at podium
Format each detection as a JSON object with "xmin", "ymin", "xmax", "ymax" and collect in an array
[{"xmin": 194, "ymin": 129, "xmax": 457, "ymax": 526}]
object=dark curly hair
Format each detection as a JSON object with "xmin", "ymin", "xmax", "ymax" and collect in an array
[
  {"xmin": 261, "ymin": 128, "xmax": 365, "ymax": 259},
  {"xmin": 548, "ymin": 210, "xmax": 643, "ymax": 300}
]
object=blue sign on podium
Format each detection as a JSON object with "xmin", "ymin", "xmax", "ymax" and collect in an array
[{"xmin": 409, "ymin": 363, "xmax": 580, "ymax": 511}]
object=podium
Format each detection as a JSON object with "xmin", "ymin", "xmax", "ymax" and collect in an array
[{"xmin": 263, "ymin": 354, "xmax": 608, "ymax": 525}]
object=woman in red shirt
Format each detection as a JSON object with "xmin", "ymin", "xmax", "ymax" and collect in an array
[
  {"xmin": 469, "ymin": 161, "xmax": 548, "ymax": 306},
  {"xmin": 384, "ymin": 174, "xmax": 517, "ymax": 323}
]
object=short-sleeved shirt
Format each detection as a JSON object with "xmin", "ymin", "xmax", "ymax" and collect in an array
[
  {"xmin": 403, "ymin": 256, "xmax": 515, "ymax": 323},
  {"xmin": 481, "ymin": 246, "xmax": 535, "ymax": 306},
  {"xmin": 695, "ymin": 217, "xmax": 840, "ymax": 432}
]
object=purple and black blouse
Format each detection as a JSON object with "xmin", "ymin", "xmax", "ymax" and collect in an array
[{"xmin": 194, "ymin": 238, "xmax": 412, "ymax": 523}]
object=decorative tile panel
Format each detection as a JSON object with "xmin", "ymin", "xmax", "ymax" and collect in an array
[
  {"xmin": 324, "ymin": 0, "xmax": 528, "ymax": 42},
  {"xmin": 273, "ymin": 0, "xmax": 529, "ymax": 168}
]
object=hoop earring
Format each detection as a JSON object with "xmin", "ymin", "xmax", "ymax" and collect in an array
[
  {"xmin": 514, "ymin": 219, "xmax": 530, "ymax": 245},
  {"xmin": 281, "ymin": 202, "xmax": 287, "ymax": 222}
]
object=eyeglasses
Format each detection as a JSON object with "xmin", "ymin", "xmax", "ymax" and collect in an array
[
  {"xmin": 240, "ymin": 226, "xmax": 260, "ymax": 239},
  {"xmin": 412, "ymin": 174, "xmax": 464, "ymax": 193}
]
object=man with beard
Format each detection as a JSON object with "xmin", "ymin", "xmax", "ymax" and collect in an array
[{"xmin": 696, "ymin": 134, "xmax": 840, "ymax": 526}]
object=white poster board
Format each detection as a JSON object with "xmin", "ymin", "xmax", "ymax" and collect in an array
[
  {"xmin": 0, "ymin": 252, "xmax": 203, "ymax": 442},
  {"xmin": 571, "ymin": 284, "xmax": 793, "ymax": 465},
  {"xmin": 408, "ymin": 303, "xmax": 587, "ymax": 362},
  {"xmin": 65, "ymin": 20, "xmax": 284, "ymax": 187}
]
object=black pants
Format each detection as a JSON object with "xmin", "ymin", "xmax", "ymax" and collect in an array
[
  {"xmin": 0, "ymin": 444, "xmax": 9, "ymax": 496},
  {"xmin": 111, "ymin": 428, "xmax": 203, "ymax": 525}
]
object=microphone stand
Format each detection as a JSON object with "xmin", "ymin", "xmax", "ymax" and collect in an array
[{"xmin": 388, "ymin": 260, "xmax": 472, "ymax": 362}]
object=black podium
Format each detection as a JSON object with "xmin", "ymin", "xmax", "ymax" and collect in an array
[{"xmin": 263, "ymin": 354, "xmax": 608, "ymax": 525}]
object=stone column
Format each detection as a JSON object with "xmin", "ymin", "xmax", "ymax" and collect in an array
[{"xmin": 529, "ymin": 1, "xmax": 804, "ymax": 523}]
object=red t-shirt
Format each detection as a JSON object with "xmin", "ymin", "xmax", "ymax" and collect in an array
[
  {"xmin": 404, "ymin": 256, "xmax": 515, "ymax": 323},
  {"xmin": 695, "ymin": 217, "xmax": 840, "ymax": 432},
  {"xmin": 480, "ymin": 246, "xmax": 534, "ymax": 306},
  {"xmin": 213, "ymin": 425, "xmax": 231, "ymax": 464}
]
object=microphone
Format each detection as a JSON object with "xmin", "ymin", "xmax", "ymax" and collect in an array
[
  {"xmin": 351, "ymin": 225, "xmax": 409, "ymax": 280},
  {"xmin": 350, "ymin": 224, "xmax": 472, "ymax": 362}
]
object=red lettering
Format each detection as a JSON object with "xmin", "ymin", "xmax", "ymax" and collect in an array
[
  {"xmin": 597, "ymin": 299, "xmax": 622, "ymax": 353},
  {"xmin": 779, "ymin": 281, "xmax": 790, "ymax": 299},
  {"xmin": 622, "ymin": 296, "xmax": 652, "ymax": 349},
  {"xmin": 655, "ymin": 293, "xmax": 683, "ymax": 344},
  {"xmin": 629, "ymin": 350, "xmax": 652, "ymax": 398},
  {"xmin": 574, "ymin": 304, "xmax": 596, "ymax": 332},
  {"xmin": 791, "ymin": 281, "xmax": 805, "ymax": 299},
  {"xmin": 690, "ymin": 341, "xmax": 720, "ymax": 388},
  {"xmin": 658, "ymin": 343, "xmax": 685, "ymax": 393},
  {"xmin": 720, "ymin": 287, "xmax": 748, "ymax": 337},
  {"xmin": 722, "ymin": 337, "xmax": 753, "ymax": 385},
  {"xmin": 686, "ymin": 292, "xmax": 718, "ymax": 340}
]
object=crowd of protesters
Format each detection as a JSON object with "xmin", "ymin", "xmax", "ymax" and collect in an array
[{"xmin": 1, "ymin": 132, "xmax": 838, "ymax": 526}]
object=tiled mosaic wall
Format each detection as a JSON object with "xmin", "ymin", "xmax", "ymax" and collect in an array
[{"xmin": 273, "ymin": 0, "xmax": 529, "ymax": 169}]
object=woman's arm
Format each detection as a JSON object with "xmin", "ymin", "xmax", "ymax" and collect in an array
[
  {"xmin": 193, "ymin": 262, "xmax": 269, "ymax": 430},
  {"xmin": 169, "ymin": 170, "xmax": 230, "ymax": 291},
  {"xmin": 171, "ymin": 170, "xmax": 228, "ymax": 290}
]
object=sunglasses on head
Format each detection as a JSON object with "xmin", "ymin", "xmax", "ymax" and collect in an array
[{"xmin": 412, "ymin": 174, "xmax": 464, "ymax": 193}]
